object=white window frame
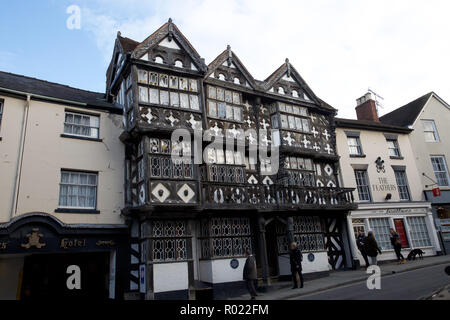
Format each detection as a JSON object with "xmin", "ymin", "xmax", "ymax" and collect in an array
[
  {"xmin": 387, "ymin": 139, "xmax": 401, "ymax": 157},
  {"xmin": 58, "ymin": 170, "xmax": 98, "ymax": 209},
  {"xmin": 63, "ymin": 111, "xmax": 100, "ymax": 139},
  {"xmin": 347, "ymin": 136, "xmax": 363, "ymax": 156},
  {"xmin": 431, "ymin": 155, "xmax": 450, "ymax": 187},
  {"xmin": 422, "ymin": 120, "xmax": 440, "ymax": 142},
  {"xmin": 354, "ymin": 170, "xmax": 371, "ymax": 202}
]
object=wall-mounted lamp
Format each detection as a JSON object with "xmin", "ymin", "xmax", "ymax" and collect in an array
[{"xmin": 385, "ymin": 193, "xmax": 392, "ymax": 200}]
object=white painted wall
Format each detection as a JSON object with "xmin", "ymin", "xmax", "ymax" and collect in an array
[
  {"xmin": 278, "ymin": 252, "xmax": 329, "ymax": 276},
  {"xmin": 199, "ymin": 258, "xmax": 247, "ymax": 284},
  {"xmin": 153, "ymin": 262, "xmax": 189, "ymax": 293}
]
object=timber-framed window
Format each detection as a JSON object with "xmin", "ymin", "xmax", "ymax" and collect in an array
[
  {"xmin": 283, "ymin": 157, "xmax": 315, "ymax": 186},
  {"xmin": 148, "ymin": 137, "xmax": 194, "ymax": 180},
  {"xmin": 138, "ymin": 69, "xmax": 200, "ymax": 111},
  {"xmin": 58, "ymin": 170, "xmax": 98, "ymax": 209},
  {"xmin": 150, "ymin": 220, "xmax": 190, "ymax": 262},
  {"xmin": 206, "ymin": 85, "xmax": 243, "ymax": 122},
  {"xmin": 63, "ymin": 111, "xmax": 100, "ymax": 139},
  {"xmin": 274, "ymin": 102, "xmax": 310, "ymax": 133},
  {"xmin": 199, "ymin": 217, "xmax": 252, "ymax": 259},
  {"xmin": 277, "ymin": 216, "xmax": 325, "ymax": 254}
]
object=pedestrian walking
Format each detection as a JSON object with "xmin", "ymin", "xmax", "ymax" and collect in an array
[
  {"xmin": 243, "ymin": 249, "xmax": 258, "ymax": 300},
  {"xmin": 289, "ymin": 242, "xmax": 304, "ymax": 289},
  {"xmin": 356, "ymin": 231, "xmax": 370, "ymax": 268},
  {"xmin": 390, "ymin": 228, "xmax": 406, "ymax": 264},
  {"xmin": 365, "ymin": 231, "xmax": 382, "ymax": 265}
]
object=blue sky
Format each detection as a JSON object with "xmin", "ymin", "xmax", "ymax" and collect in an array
[{"xmin": 1, "ymin": 0, "xmax": 449, "ymax": 118}]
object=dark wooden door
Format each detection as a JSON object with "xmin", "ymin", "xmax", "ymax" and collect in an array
[{"xmin": 394, "ymin": 219, "xmax": 409, "ymax": 248}]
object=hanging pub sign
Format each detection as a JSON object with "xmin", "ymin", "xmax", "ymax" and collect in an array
[{"xmin": 432, "ymin": 188, "xmax": 441, "ymax": 197}]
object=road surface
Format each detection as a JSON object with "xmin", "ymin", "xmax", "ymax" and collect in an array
[{"xmin": 293, "ymin": 264, "xmax": 450, "ymax": 300}]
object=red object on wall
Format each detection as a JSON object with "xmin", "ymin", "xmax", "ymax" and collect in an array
[
  {"xmin": 394, "ymin": 219, "xmax": 409, "ymax": 248},
  {"xmin": 433, "ymin": 188, "xmax": 441, "ymax": 197}
]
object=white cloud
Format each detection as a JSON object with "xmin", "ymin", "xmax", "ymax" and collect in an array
[{"xmin": 81, "ymin": 0, "xmax": 450, "ymax": 118}]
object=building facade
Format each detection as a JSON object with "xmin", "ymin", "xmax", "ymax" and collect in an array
[
  {"xmin": 380, "ymin": 92, "xmax": 450, "ymax": 254},
  {"xmin": 336, "ymin": 92, "xmax": 441, "ymax": 267},
  {"xmin": 107, "ymin": 19, "xmax": 356, "ymax": 299},
  {"xmin": 0, "ymin": 72, "xmax": 129, "ymax": 299}
]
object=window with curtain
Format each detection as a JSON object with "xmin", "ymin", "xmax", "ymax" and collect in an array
[
  {"xmin": 369, "ymin": 218, "xmax": 392, "ymax": 250},
  {"xmin": 431, "ymin": 156, "xmax": 450, "ymax": 187},
  {"xmin": 394, "ymin": 170, "xmax": 410, "ymax": 201},
  {"xmin": 407, "ymin": 217, "xmax": 431, "ymax": 247},
  {"xmin": 59, "ymin": 171, "xmax": 98, "ymax": 209},
  {"xmin": 64, "ymin": 111, "xmax": 99, "ymax": 139}
]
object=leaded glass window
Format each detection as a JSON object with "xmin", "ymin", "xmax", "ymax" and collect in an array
[
  {"xmin": 200, "ymin": 217, "xmax": 252, "ymax": 259},
  {"xmin": 150, "ymin": 220, "xmax": 189, "ymax": 262},
  {"xmin": 369, "ymin": 218, "xmax": 392, "ymax": 250}
]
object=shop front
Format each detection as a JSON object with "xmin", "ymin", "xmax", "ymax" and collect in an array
[
  {"xmin": 347, "ymin": 202, "xmax": 441, "ymax": 266},
  {"xmin": 0, "ymin": 213, "xmax": 129, "ymax": 300}
]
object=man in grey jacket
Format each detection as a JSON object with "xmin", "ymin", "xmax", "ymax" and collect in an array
[{"xmin": 243, "ymin": 249, "xmax": 258, "ymax": 300}]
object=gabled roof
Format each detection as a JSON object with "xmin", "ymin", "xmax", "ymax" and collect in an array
[
  {"xmin": 117, "ymin": 34, "xmax": 139, "ymax": 53},
  {"xmin": 205, "ymin": 46, "xmax": 258, "ymax": 89},
  {"xmin": 379, "ymin": 92, "xmax": 433, "ymax": 128},
  {"xmin": 0, "ymin": 71, "xmax": 120, "ymax": 112},
  {"xmin": 130, "ymin": 18, "xmax": 207, "ymax": 72},
  {"xmin": 263, "ymin": 59, "xmax": 326, "ymax": 108}
]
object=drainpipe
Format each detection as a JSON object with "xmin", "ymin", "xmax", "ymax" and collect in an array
[{"xmin": 10, "ymin": 94, "xmax": 31, "ymax": 218}]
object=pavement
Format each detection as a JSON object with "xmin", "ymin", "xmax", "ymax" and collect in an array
[{"xmin": 229, "ymin": 255, "xmax": 450, "ymax": 300}]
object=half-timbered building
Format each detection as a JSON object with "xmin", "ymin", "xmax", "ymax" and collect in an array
[{"xmin": 107, "ymin": 19, "xmax": 356, "ymax": 299}]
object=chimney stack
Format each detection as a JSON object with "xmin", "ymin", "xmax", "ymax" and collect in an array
[{"xmin": 355, "ymin": 92, "xmax": 379, "ymax": 122}]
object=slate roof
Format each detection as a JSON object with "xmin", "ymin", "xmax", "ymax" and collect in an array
[
  {"xmin": 0, "ymin": 71, "xmax": 120, "ymax": 112},
  {"xmin": 117, "ymin": 34, "xmax": 139, "ymax": 53},
  {"xmin": 379, "ymin": 92, "xmax": 433, "ymax": 128},
  {"xmin": 335, "ymin": 117, "xmax": 412, "ymax": 134}
]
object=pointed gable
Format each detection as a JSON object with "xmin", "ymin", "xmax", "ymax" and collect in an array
[
  {"xmin": 206, "ymin": 46, "xmax": 258, "ymax": 89},
  {"xmin": 263, "ymin": 59, "xmax": 324, "ymax": 107},
  {"xmin": 130, "ymin": 18, "xmax": 207, "ymax": 73}
]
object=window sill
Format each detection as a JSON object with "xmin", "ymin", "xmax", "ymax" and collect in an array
[
  {"xmin": 60, "ymin": 134, "xmax": 102, "ymax": 142},
  {"xmin": 350, "ymin": 154, "xmax": 366, "ymax": 158},
  {"xmin": 55, "ymin": 208, "xmax": 100, "ymax": 214},
  {"xmin": 390, "ymin": 156, "xmax": 404, "ymax": 160}
]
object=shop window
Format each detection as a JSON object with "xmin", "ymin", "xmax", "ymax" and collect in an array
[
  {"xmin": 368, "ymin": 218, "xmax": 392, "ymax": 250},
  {"xmin": 406, "ymin": 217, "xmax": 431, "ymax": 247}
]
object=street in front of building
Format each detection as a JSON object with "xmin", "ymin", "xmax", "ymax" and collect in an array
[{"xmin": 295, "ymin": 264, "xmax": 449, "ymax": 300}]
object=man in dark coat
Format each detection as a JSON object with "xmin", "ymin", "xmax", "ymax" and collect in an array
[
  {"xmin": 289, "ymin": 242, "xmax": 304, "ymax": 289},
  {"xmin": 243, "ymin": 249, "xmax": 258, "ymax": 300},
  {"xmin": 356, "ymin": 231, "xmax": 370, "ymax": 268}
]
